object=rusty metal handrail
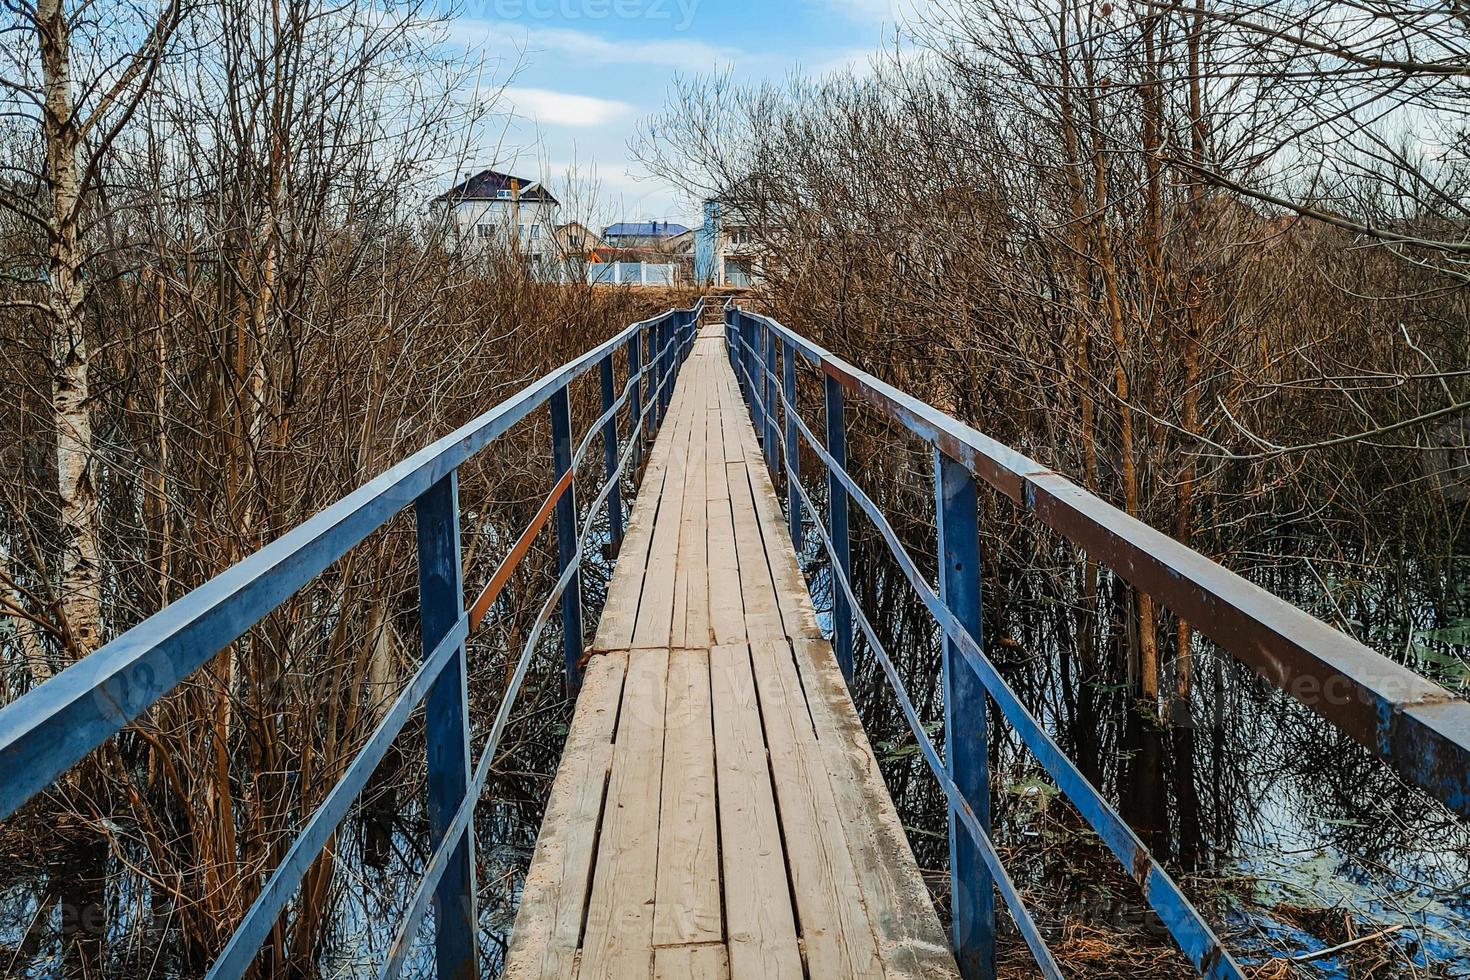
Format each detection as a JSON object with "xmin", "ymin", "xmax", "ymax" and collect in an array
[
  {"xmin": 0, "ymin": 299, "xmax": 704, "ymax": 980},
  {"xmin": 727, "ymin": 304, "xmax": 1468, "ymax": 979}
]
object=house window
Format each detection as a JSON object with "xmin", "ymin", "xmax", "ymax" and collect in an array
[
  {"xmin": 496, "ymin": 189, "xmax": 512, "ymax": 199},
  {"xmin": 529, "ymin": 224, "xmax": 542, "ymax": 240},
  {"xmin": 476, "ymin": 223, "xmax": 493, "ymax": 239}
]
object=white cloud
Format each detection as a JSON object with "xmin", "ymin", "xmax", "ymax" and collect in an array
[
  {"xmin": 505, "ymin": 86, "xmax": 635, "ymax": 127},
  {"xmin": 448, "ymin": 21, "xmax": 738, "ymax": 71}
]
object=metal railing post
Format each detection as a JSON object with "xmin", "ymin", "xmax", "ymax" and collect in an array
[
  {"xmin": 659, "ymin": 317, "xmax": 672, "ymax": 422},
  {"xmin": 744, "ymin": 315, "xmax": 755, "ymax": 407},
  {"xmin": 737, "ymin": 313, "xmax": 749, "ymax": 402},
  {"xmin": 733, "ymin": 312, "xmax": 747, "ymax": 400},
  {"xmin": 551, "ymin": 386, "xmax": 584, "ymax": 694},
  {"xmin": 413, "ymin": 473, "xmax": 478, "ymax": 977},
  {"xmin": 764, "ymin": 323, "xmax": 778, "ymax": 478},
  {"xmin": 628, "ymin": 332, "xmax": 643, "ymax": 473},
  {"xmin": 647, "ymin": 322, "xmax": 659, "ymax": 435},
  {"xmin": 935, "ymin": 448, "xmax": 994, "ymax": 980},
  {"xmin": 783, "ymin": 339, "xmax": 801, "ymax": 547},
  {"xmin": 726, "ymin": 311, "xmax": 738, "ymax": 378},
  {"xmin": 823, "ymin": 375, "xmax": 853, "ymax": 683},
  {"xmin": 599, "ymin": 354, "xmax": 624, "ymax": 545},
  {"xmin": 748, "ymin": 317, "xmax": 764, "ymax": 440}
]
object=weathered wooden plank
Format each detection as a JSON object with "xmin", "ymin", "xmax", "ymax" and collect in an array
[
  {"xmin": 653, "ymin": 648, "xmax": 721, "ymax": 946},
  {"xmin": 706, "ymin": 377, "xmax": 746, "ymax": 647},
  {"xmin": 592, "ymin": 403, "xmax": 676, "ymax": 651},
  {"xmin": 631, "ymin": 379, "xmax": 697, "ymax": 649},
  {"xmin": 511, "ymin": 331, "xmax": 960, "ymax": 980},
  {"xmin": 748, "ymin": 639, "xmax": 884, "ymax": 978},
  {"xmin": 717, "ymin": 345, "xmax": 956, "ymax": 977},
  {"xmin": 578, "ymin": 648, "xmax": 669, "ymax": 980},
  {"xmin": 726, "ymin": 458, "xmax": 786, "ymax": 641},
  {"xmin": 672, "ymin": 353, "xmax": 712, "ymax": 649},
  {"xmin": 738, "ymin": 430, "xmax": 826, "ymax": 644},
  {"xmin": 792, "ymin": 637, "xmax": 956, "ymax": 978},
  {"xmin": 595, "ymin": 337, "xmax": 703, "ymax": 651},
  {"xmin": 715, "ymin": 356, "xmax": 788, "ymax": 644},
  {"xmin": 709, "ymin": 644, "xmax": 804, "ymax": 980},
  {"xmin": 653, "ymin": 944, "xmax": 730, "ymax": 980},
  {"xmin": 505, "ymin": 653, "xmax": 629, "ymax": 980},
  {"xmin": 716, "ymin": 353, "xmax": 750, "ymax": 465}
]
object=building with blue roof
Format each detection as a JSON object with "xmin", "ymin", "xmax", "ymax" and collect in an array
[{"xmin": 601, "ymin": 221, "xmax": 691, "ymax": 248}]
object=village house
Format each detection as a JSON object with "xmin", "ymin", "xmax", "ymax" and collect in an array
[
  {"xmin": 438, "ymin": 168, "xmax": 560, "ymax": 267},
  {"xmin": 601, "ymin": 220, "xmax": 690, "ymax": 250},
  {"xmin": 552, "ymin": 221, "xmax": 609, "ymax": 263}
]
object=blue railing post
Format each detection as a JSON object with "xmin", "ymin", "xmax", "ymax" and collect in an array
[
  {"xmin": 738, "ymin": 313, "xmax": 749, "ymax": 401},
  {"xmin": 628, "ymin": 332, "xmax": 643, "ymax": 472},
  {"xmin": 783, "ymin": 339, "xmax": 801, "ymax": 547},
  {"xmin": 599, "ymin": 355, "xmax": 624, "ymax": 545},
  {"xmin": 649, "ymin": 321, "xmax": 661, "ymax": 437},
  {"xmin": 935, "ymin": 448, "xmax": 994, "ymax": 980},
  {"xmin": 763, "ymin": 322, "xmax": 778, "ymax": 478},
  {"xmin": 413, "ymin": 473, "xmax": 478, "ymax": 978},
  {"xmin": 745, "ymin": 315, "xmax": 756, "ymax": 410},
  {"xmin": 551, "ymin": 386, "xmax": 584, "ymax": 694},
  {"xmin": 748, "ymin": 317, "xmax": 764, "ymax": 441},
  {"xmin": 823, "ymin": 375, "xmax": 854, "ymax": 683},
  {"xmin": 659, "ymin": 316, "xmax": 672, "ymax": 422},
  {"xmin": 726, "ymin": 311, "xmax": 738, "ymax": 378},
  {"xmin": 649, "ymin": 321, "xmax": 661, "ymax": 430},
  {"xmin": 732, "ymin": 312, "xmax": 748, "ymax": 401}
]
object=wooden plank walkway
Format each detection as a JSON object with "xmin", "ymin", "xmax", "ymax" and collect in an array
[{"xmin": 505, "ymin": 324, "xmax": 958, "ymax": 980}]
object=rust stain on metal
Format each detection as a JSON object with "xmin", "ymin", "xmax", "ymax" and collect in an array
[
  {"xmin": 820, "ymin": 356, "xmax": 859, "ymax": 389},
  {"xmin": 1133, "ymin": 846, "xmax": 1153, "ymax": 890},
  {"xmin": 469, "ymin": 468, "xmax": 574, "ymax": 631}
]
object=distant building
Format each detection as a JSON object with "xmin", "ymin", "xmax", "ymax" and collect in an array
[
  {"xmin": 438, "ymin": 169, "xmax": 560, "ymax": 266},
  {"xmin": 602, "ymin": 221, "xmax": 690, "ymax": 250},
  {"xmin": 553, "ymin": 222, "xmax": 609, "ymax": 262},
  {"xmin": 691, "ymin": 199, "xmax": 761, "ymax": 287}
]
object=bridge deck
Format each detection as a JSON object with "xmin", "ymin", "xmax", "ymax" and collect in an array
[{"xmin": 505, "ymin": 326, "xmax": 957, "ymax": 979}]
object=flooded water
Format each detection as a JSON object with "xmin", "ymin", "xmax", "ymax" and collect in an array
[
  {"xmin": 795, "ymin": 472, "xmax": 1470, "ymax": 978},
  {"xmin": 3, "ymin": 455, "xmax": 1468, "ymax": 977}
]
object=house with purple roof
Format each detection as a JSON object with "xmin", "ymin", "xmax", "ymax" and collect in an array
[{"xmin": 438, "ymin": 168, "xmax": 560, "ymax": 267}]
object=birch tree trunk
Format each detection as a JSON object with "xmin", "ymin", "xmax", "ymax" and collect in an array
[{"xmin": 38, "ymin": 0, "xmax": 101, "ymax": 659}]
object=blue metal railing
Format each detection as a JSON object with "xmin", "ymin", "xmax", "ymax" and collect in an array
[
  {"xmin": 725, "ymin": 303, "xmax": 1470, "ymax": 979},
  {"xmin": 0, "ymin": 300, "xmax": 703, "ymax": 978}
]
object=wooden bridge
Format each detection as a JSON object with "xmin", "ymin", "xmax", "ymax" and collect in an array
[
  {"xmin": 1, "ymin": 299, "xmax": 1468, "ymax": 980},
  {"xmin": 505, "ymin": 323, "xmax": 954, "ymax": 978}
]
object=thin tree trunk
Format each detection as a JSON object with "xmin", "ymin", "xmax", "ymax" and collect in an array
[
  {"xmin": 1174, "ymin": 0, "xmax": 1209, "ymax": 710},
  {"xmin": 1056, "ymin": 0, "xmax": 1103, "ymax": 712},
  {"xmin": 38, "ymin": 0, "xmax": 101, "ymax": 660},
  {"xmin": 1084, "ymin": 61, "xmax": 1160, "ymax": 701}
]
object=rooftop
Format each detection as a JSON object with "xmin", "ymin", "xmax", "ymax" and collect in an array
[
  {"xmin": 440, "ymin": 169, "xmax": 559, "ymax": 206},
  {"xmin": 602, "ymin": 221, "xmax": 690, "ymax": 239}
]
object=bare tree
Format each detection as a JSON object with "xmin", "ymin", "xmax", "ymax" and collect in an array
[{"xmin": 0, "ymin": 0, "xmax": 184, "ymax": 669}]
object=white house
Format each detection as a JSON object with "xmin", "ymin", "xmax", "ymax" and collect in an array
[{"xmin": 439, "ymin": 169, "xmax": 560, "ymax": 266}]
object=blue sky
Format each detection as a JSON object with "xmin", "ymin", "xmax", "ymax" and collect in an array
[{"xmin": 440, "ymin": 0, "xmax": 901, "ymax": 227}]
